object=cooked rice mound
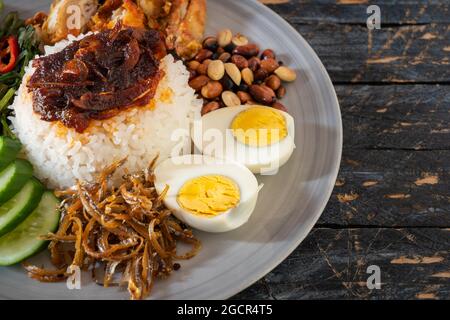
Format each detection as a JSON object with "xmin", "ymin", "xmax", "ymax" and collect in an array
[{"xmin": 10, "ymin": 34, "xmax": 201, "ymax": 189}]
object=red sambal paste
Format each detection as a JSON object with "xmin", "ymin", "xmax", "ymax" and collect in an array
[{"xmin": 27, "ymin": 26, "xmax": 167, "ymax": 133}]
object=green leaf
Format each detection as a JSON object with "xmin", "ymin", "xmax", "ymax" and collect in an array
[
  {"xmin": 1, "ymin": 115, "xmax": 14, "ymax": 138},
  {"xmin": 0, "ymin": 88, "xmax": 15, "ymax": 112},
  {"xmin": 0, "ymin": 12, "xmax": 41, "ymax": 139},
  {"xmin": 0, "ymin": 72, "xmax": 20, "ymax": 86}
]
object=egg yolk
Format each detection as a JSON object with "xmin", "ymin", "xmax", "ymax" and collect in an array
[
  {"xmin": 177, "ymin": 175, "xmax": 240, "ymax": 216},
  {"xmin": 231, "ymin": 106, "xmax": 288, "ymax": 147}
]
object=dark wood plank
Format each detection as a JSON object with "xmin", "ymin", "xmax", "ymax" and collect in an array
[
  {"xmin": 294, "ymin": 23, "xmax": 450, "ymax": 83},
  {"xmin": 233, "ymin": 228, "xmax": 450, "ymax": 300},
  {"xmin": 318, "ymin": 85, "xmax": 450, "ymax": 227},
  {"xmin": 337, "ymin": 85, "xmax": 450, "ymax": 150},
  {"xmin": 261, "ymin": 0, "xmax": 450, "ymax": 25},
  {"xmin": 319, "ymin": 149, "xmax": 450, "ymax": 227},
  {"xmin": 243, "ymin": 0, "xmax": 450, "ymax": 302}
]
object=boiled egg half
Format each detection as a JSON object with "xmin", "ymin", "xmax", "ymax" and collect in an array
[
  {"xmin": 154, "ymin": 155, "xmax": 260, "ymax": 233},
  {"xmin": 192, "ymin": 105, "xmax": 295, "ymax": 175}
]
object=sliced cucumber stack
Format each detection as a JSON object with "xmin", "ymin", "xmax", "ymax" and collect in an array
[
  {"xmin": 0, "ymin": 135, "xmax": 62, "ymax": 265},
  {"xmin": 0, "ymin": 159, "xmax": 33, "ymax": 205},
  {"xmin": 0, "ymin": 137, "xmax": 21, "ymax": 171},
  {"xmin": 0, "ymin": 179, "xmax": 44, "ymax": 237},
  {"xmin": 0, "ymin": 192, "xmax": 60, "ymax": 266}
]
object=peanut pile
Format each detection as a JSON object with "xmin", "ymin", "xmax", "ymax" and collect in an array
[{"xmin": 185, "ymin": 29, "xmax": 297, "ymax": 116}]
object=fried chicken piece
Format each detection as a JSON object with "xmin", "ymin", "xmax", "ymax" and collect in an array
[
  {"xmin": 165, "ymin": 0, "xmax": 206, "ymax": 59},
  {"xmin": 36, "ymin": 0, "xmax": 207, "ymax": 59},
  {"xmin": 90, "ymin": 0, "xmax": 147, "ymax": 30},
  {"xmin": 137, "ymin": 0, "xmax": 170, "ymax": 28},
  {"xmin": 41, "ymin": 0, "xmax": 99, "ymax": 44}
]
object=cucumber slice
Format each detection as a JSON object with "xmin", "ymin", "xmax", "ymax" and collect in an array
[
  {"xmin": 0, "ymin": 137, "xmax": 21, "ymax": 171},
  {"xmin": 0, "ymin": 159, "xmax": 33, "ymax": 205},
  {"xmin": 0, "ymin": 192, "xmax": 60, "ymax": 266},
  {"xmin": 0, "ymin": 179, "xmax": 44, "ymax": 237}
]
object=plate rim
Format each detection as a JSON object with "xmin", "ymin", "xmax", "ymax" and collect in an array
[
  {"xmin": 219, "ymin": 0, "xmax": 343, "ymax": 299},
  {"xmin": 0, "ymin": 0, "xmax": 343, "ymax": 300}
]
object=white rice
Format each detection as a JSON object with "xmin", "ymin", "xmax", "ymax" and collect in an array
[{"xmin": 10, "ymin": 33, "xmax": 202, "ymax": 189}]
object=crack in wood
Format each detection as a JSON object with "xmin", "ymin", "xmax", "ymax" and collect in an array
[
  {"xmin": 391, "ymin": 256, "xmax": 445, "ymax": 264},
  {"xmin": 415, "ymin": 175, "xmax": 439, "ymax": 186},
  {"xmin": 431, "ymin": 272, "xmax": 450, "ymax": 278},
  {"xmin": 317, "ymin": 242, "xmax": 365, "ymax": 298}
]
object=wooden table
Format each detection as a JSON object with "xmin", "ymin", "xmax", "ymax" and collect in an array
[{"xmin": 234, "ymin": 0, "xmax": 450, "ymax": 300}]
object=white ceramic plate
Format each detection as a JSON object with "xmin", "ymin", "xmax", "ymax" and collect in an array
[{"xmin": 0, "ymin": 0, "xmax": 342, "ymax": 299}]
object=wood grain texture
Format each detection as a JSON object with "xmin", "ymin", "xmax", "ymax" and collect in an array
[
  {"xmin": 336, "ymin": 85, "xmax": 450, "ymax": 150},
  {"xmin": 233, "ymin": 228, "xmax": 450, "ymax": 299},
  {"xmin": 261, "ymin": 0, "xmax": 450, "ymax": 25},
  {"xmin": 319, "ymin": 85, "xmax": 450, "ymax": 227},
  {"xmin": 296, "ymin": 24, "xmax": 450, "ymax": 83},
  {"xmin": 320, "ymin": 149, "xmax": 450, "ymax": 227},
  {"xmin": 237, "ymin": 0, "xmax": 450, "ymax": 300}
]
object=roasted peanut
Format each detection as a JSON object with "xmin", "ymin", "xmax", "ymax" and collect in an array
[
  {"xmin": 232, "ymin": 44, "xmax": 260, "ymax": 57},
  {"xmin": 224, "ymin": 63, "xmax": 242, "ymax": 86},
  {"xmin": 261, "ymin": 49, "xmax": 276, "ymax": 60},
  {"xmin": 274, "ymin": 66, "xmax": 297, "ymax": 82},
  {"xmin": 237, "ymin": 91, "xmax": 252, "ymax": 104},
  {"xmin": 241, "ymin": 67, "xmax": 254, "ymax": 86},
  {"xmin": 189, "ymin": 69, "xmax": 196, "ymax": 81},
  {"xmin": 276, "ymin": 86, "xmax": 286, "ymax": 99},
  {"xmin": 260, "ymin": 58, "xmax": 279, "ymax": 73},
  {"xmin": 220, "ymin": 74, "xmax": 235, "ymax": 91},
  {"xmin": 218, "ymin": 29, "xmax": 233, "ymax": 47},
  {"xmin": 201, "ymin": 81, "xmax": 223, "ymax": 99},
  {"xmin": 201, "ymin": 101, "xmax": 220, "ymax": 116},
  {"xmin": 188, "ymin": 75, "xmax": 210, "ymax": 91},
  {"xmin": 188, "ymin": 60, "xmax": 201, "ymax": 71},
  {"xmin": 254, "ymin": 68, "xmax": 269, "ymax": 82},
  {"xmin": 203, "ymin": 36, "xmax": 218, "ymax": 51},
  {"xmin": 188, "ymin": 35, "xmax": 292, "ymax": 114},
  {"xmin": 197, "ymin": 63, "xmax": 208, "ymax": 75},
  {"xmin": 231, "ymin": 55, "xmax": 248, "ymax": 70},
  {"xmin": 232, "ymin": 34, "xmax": 249, "ymax": 47},
  {"xmin": 222, "ymin": 91, "xmax": 241, "ymax": 108},
  {"xmin": 218, "ymin": 52, "xmax": 231, "ymax": 62},
  {"xmin": 248, "ymin": 57, "xmax": 261, "ymax": 72},
  {"xmin": 249, "ymin": 84, "xmax": 276, "ymax": 105},
  {"xmin": 208, "ymin": 60, "xmax": 225, "ymax": 81},
  {"xmin": 272, "ymin": 102, "xmax": 288, "ymax": 112},
  {"xmin": 195, "ymin": 49, "xmax": 213, "ymax": 62},
  {"xmin": 265, "ymin": 75, "xmax": 281, "ymax": 91}
]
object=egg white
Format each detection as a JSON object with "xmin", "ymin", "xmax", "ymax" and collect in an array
[
  {"xmin": 191, "ymin": 105, "xmax": 295, "ymax": 175},
  {"xmin": 154, "ymin": 155, "xmax": 260, "ymax": 233}
]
